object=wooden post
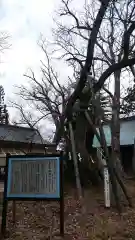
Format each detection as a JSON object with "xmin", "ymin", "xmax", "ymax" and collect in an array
[
  {"xmin": 97, "ymin": 148, "xmax": 110, "ymax": 208},
  {"xmin": 60, "ymin": 152, "xmax": 64, "ymax": 236},
  {"xmin": 12, "ymin": 201, "xmax": 16, "ymax": 224},
  {"xmin": 85, "ymin": 111, "xmax": 121, "ymax": 213},
  {"xmin": 1, "ymin": 155, "xmax": 9, "ymax": 237},
  {"xmin": 1, "ymin": 199, "xmax": 8, "ymax": 237},
  {"xmin": 132, "ymin": 138, "xmax": 135, "ymax": 175},
  {"xmin": 104, "ymin": 166, "xmax": 110, "ymax": 208},
  {"xmin": 68, "ymin": 122, "xmax": 83, "ymax": 199}
]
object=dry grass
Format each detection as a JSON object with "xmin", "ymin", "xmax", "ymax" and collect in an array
[{"xmin": 0, "ymin": 180, "xmax": 135, "ymax": 239}]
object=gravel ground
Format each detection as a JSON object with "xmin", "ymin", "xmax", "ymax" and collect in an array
[{"xmin": 0, "ymin": 180, "xmax": 135, "ymax": 239}]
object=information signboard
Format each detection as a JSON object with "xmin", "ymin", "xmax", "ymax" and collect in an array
[
  {"xmin": 7, "ymin": 156, "xmax": 60, "ymax": 199},
  {"xmin": 1, "ymin": 153, "xmax": 64, "ymax": 237}
]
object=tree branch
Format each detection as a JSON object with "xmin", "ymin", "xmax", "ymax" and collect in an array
[
  {"xmin": 60, "ymin": 0, "xmax": 92, "ymax": 31},
  {"xmin": 53, "ymin": 0, "xmax": 110, "ymax": 144},
  {"xmin": 94, "ymin": 57, "xmax": 135, "ymax": 93},
  {"xmin": 123, "ymin": 21, "xmax": 135, "ymax": 58}
]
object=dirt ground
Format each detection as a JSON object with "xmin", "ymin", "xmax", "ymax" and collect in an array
[{"xmin": 0, "ymin": 180, "xmax": 135, "ymax": 239}]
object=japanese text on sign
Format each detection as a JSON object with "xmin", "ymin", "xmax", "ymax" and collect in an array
[{"xmin": 6, "ymin": 156, "xmax": 60, "ymax": 198}]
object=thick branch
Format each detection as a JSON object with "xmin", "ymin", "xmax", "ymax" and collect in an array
[
  {"xmin": 65, "ymin": 1, "xmax": 110, "ymax": 108},
  {"xmin": 123, "ymin": 21, "xmax": 135, "ymax": 58},
  {"xmin": 103, "ymin": 86, "xmax": 114, "ymax": 100},
  {"xmin": 53, "ymin": 1, "xmax": 110, "ymax": 144},
  {"xmin": 54, "ymin": 56, "xmax": 135, "ymax": 144},
  {"xmin": 93, "ymin": 57, "xmax": 135, "ymax": 93}
]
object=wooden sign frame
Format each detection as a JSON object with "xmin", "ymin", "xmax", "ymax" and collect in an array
[{"xmin": 1, "ymin": 152, "xmax": 64, "ymax": 237}]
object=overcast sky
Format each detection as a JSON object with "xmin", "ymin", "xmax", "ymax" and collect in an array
[
  {"xmin": 0, "ymin": 0, "xmax": 60, "ymax": 103},
  {"xmin": 0, "ymin": 0, "xmax": 132, "ymax": 138},
  {"xmin": 0, "ymin": 0, "xmax": 73, "ymax": 138}
]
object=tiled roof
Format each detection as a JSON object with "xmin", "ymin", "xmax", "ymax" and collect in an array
[{"xmin": 0, "ymin": 124, "xmax": 49, "ymax": 145}]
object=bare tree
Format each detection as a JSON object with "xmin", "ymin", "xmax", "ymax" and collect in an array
[
  {"xmin": 53, "ymin": 0, "xmax": 135, "ymax": 173},
  {"xmin": 0, "ymin": 31, "xmax": 11, "ymax": 53},
  {"xmin": 9, "ymin": 40, "xmax": 74, "ymax": 142},
  {"xmin": 98, "ymin": 0, "xmax": 135, "ymax": 175},
  {"xmin": 10, "ymin": 0, "xmax": 135, "ymax": 208},
  {"xmin": 53, "ymin": 0, "xmax": 111, "ymax": 144}
]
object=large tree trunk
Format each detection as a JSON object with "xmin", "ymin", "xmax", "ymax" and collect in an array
[
  {"xmin": 111, "ymin": 70, "xmax": 124, "ymax": 176},
  {"xmin": 74, "ymin": 114, "xmax": 90, "ymax": 165},
  {"xmin": 74, "ymin": 112, "xmax": 101, "ymax": 186}
]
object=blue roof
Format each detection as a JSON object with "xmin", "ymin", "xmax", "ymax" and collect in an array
[{"xmin": 93, "ymin": 120, "xmax": 135, "ymax": 147}]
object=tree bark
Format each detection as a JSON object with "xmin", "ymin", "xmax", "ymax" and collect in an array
[
  {"xmin": 68, "ymin": 122, "xmax": 83, "ymax": 198},
  {"xmin": 132, "ymin": 138, "xmax": 135, "ymax": 176},
  {"xmin": 111, "ymin": 70, "xmax": 124, "ymax": 177},
  {"xmin": 74, "ymin": 113, "xmax": 90, "ymax": 165}
]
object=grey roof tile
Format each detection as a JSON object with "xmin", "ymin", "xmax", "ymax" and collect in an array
[{"xmin": 0, "ymin": 124, "xmax": 46, "ymax": 144}]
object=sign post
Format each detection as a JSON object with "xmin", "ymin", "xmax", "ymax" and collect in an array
[
  {"xmin": 97, "ymin": 148, "xmax": 110, "ymax": 208},
  {"xmin": 1, "ymin": 153, "xmax": 64, "ymax": 237},
  {"xmin": 103, "ymin": 166, "xmax": 110, "ymax": 208}
]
